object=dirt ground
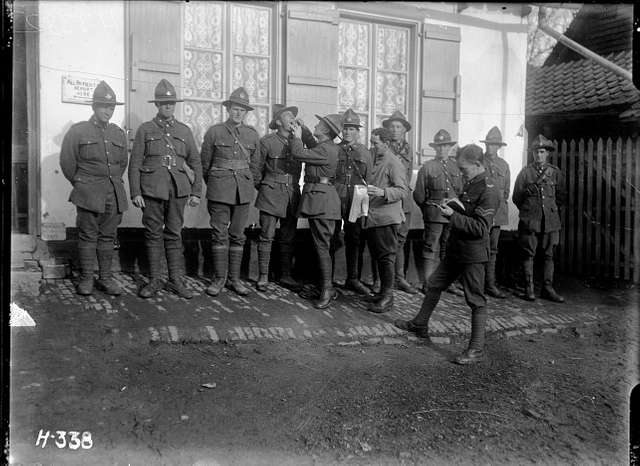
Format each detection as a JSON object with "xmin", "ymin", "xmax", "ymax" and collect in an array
[{"xmin": 9, "ymin": 296, "xmax": 637, "ymax": 466}]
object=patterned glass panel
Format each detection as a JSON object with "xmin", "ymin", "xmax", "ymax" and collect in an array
[
  {"xmin": 232, "ymin": 55, "xmax": 270, "ymax": 104},
  {"xmin": 231, "ymin": 5, "xmax": 270, "ymax": 56},
  {"xmin": 357, "ymin": 114, "xmax": 369, "ymax": 147},
  {"xmin": 338, "ymin": 21, "xmax": 369, "ymax": 67},
  {"xmin": 375, "ymin": 72, "xmax": 407, "ymax": 114},
  {"xmin": 376, "ymin": 26, "xmax": 407, "ymax": 72},
  {"xmin": 184, "ymin": 2, "xmax": 223, "ymax": 50},
  {"xmin": 243, "ymin": 106, "xmax": 269, "ymax": 137},
  {"xmin": 183, "ymin": 101, "xmax": 222, "ymax": 146},
  {"xmin": 338, "ymin": 67, "xmax": 369, "ymax": 112},
  {"xmin": 183, "ymin": 50, "xmax": 223, "ymax": 100}
]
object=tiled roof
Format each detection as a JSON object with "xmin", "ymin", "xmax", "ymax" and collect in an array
[{"xmin": 526, "ymin": 50, "xmax": 639, "ymax": 117}]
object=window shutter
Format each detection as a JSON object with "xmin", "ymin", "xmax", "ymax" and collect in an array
[{"xmin": 420, "ymin": 24, "xmax": 461, "ymax": 160}]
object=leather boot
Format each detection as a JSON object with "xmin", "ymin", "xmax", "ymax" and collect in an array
[
  {"xmin": 206, "ymin": 246, "xmax": 227, "ymax": 297},
  {"xmin": 139, "ymin": 244, "xmax": 164, "ymax": 298},
  {"xmin": 368, "ymin": 260, "xmax": 394, "ymax": 313},
  {"xmin": 370, "ymin": 261, "xmax": 381, "ymax": 294},
  {"xmin": 95, "ymin": 246, "xmax": 122, "ymax": 296},
  {"xmin": 226, "ymin": 246, "xmax": 250, "ymax": 296},
  {"xmin": 485, "ymin": 259, "xmax": 506, "ymax": 298},
  {"xmin": 454, "ymin": 348, "xmax": 485, "ymax": 365},
  {"xmin": 541, "ymin": 258, "xmax": 564, "ymax": 302},
  {"xmin": 278, "ymin": 245, "xmax": 302, "ymax": 291},
  {"xmin": 460, "ymin": 306, "xmax": 487, "ymax": 363},
  {"xmin": 393, "ymin": 319, "xmax": 430, "ymax": 338},
  {"xmin": 76, "ymin": 245, "xmax": 95, "ymax": 295},
  {"xmin": 421, "ymin": 258, "xmax": 439, "ymax": 294},
  {"xmin": 256, "ymin": 242, "xmax": 271, "ymax": 292},
  {"xmin": 314, "ymin": 254, "xmax": 337, "ymax": 309},
  {"xmin": 522, "ymin": 258, "xmax": 536, "ymax": 301},
  {"xmin": 165, "ymin": 247, "xmax": 193, "ymax": 299},
  {"xmin": 345, "ymin": 242, "xmax": 370, "ymax": 295},
  {"xmin": 395, "ymin": 247, "xmax": 418, "ymax": 294}
]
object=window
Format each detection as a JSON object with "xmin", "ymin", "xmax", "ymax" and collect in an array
[
  {"xmin": 182, "ymin": 2, "xmax": 273, "ymax": 144},
  {"xmin": 338, "ymin": 18, "xmax": 410, "ymax": 146}
]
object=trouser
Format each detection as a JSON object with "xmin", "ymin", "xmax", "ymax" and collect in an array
[
  {"xmin": 207, "ymin": 201, "xmax": 250, "ymax": 247},
  {"xmin": 309, "ymin": 218, "xmax": 338, "ymax": 288},
  {"xmin": 421, "ymin": 222, "xmax": 449, "ymax": 260},
  {"xmin": 333, "ymin": 217, "xmax": 367, "ymax": 281},
  {"xmin": 258, "ymin": 210, "xmax": 298, "ymax": 276},
  {"xmin": 396, "ymin": 212, "xmax": 411, "ymax": 278},
  {"xmin": 518, "ymin": 229, "xmax": 560, "ymax": 283},
  {"xmin": 485, "ymin": 225, "xmax": 501, "ymax": 285},
  {"xmin": 367, "ymin": 224, "xmax": 398, "ymax": 291}
]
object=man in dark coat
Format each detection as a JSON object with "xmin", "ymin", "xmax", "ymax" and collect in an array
[
  {"xmin": 290, "ymin": 114, "xmax": 343, "ymax": 309},
  {"xmin": 129, "ymin": 79, "xmax": 202, "ymax": 299},
  {"xmin": 513, "ymin": 135, "xmax": 565, "ymax": 303},
  {"xmin": 383, "ymin": 111, "xmax": 418, "ymax": 294},
  {"xmin": 60, "ymin": 81, "xmax": 128, "ymax": 296},
  {"xmin": 395, "ymin": 144, "xmax": 501, "ymax": 365},
  {"xmin": 201, "ymin": 87, "xmax": 260, "ymax": 297},
  {"xmin": 252, "ymin": 103, "xmax": 303, "ymax": 292},
  {"xmin": 480, "ymin": 126, "xmax": 510, "ymax": 299}
]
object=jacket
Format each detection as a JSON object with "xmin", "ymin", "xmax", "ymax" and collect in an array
[
  {"xmin": 482, "ymin": 154, "xmax": 510, "ymax": 226},
  {"xmin": 365, "ymin": 148, "xmax": 408, "ymax": 228},
  {"xmin": 512, "ymin": 162, "xmax": 565, "ymax": 233},
  {"xmin": 389, "ymin": 140, "xmax": 414, "ymax": 214},
  {"xmin": 413, "ymin": 157, "xmax": 463, "ymax": 223},
  {"xmin": 335, "ymin": 141, "xmax": 372, "ymax": 218}
]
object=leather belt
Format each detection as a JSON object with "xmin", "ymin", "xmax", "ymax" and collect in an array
[
  {"xmin": 304, "ymin": 175, "xmax": 332, "ymax": 185},
  {"xmin": 266, "ymin": 173, "xmax": 295, "ymax": 184},
  {"xmin": 160, "ymin": 155, "xmax": 177, "ymax": 168},
  {"xmin": 210, "ymin": 159, "xmax": 250, "ymax": 170}
]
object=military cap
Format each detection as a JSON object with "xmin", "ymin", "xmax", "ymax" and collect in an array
[
  {"xmin": 148, "ymin": 79, "xmax": 183, "ymax": 103},
  {"xmin": 457, "ymin": 144, "xmax": 484, "ymax": 163},
  {"xmin": 429, "ymin": 129, "xmax": 456, "ymax": 148},
  {"xmin": 92, "ymin": 81, "xmax": 123, "ymax": 106},
  {"xmin": 268, "ymin": 103, "xmax": 298, "ymax": 130},
  {"xmin": 382, "ymin": 110, "xmax": 411, "ymax": 131},
  {"xmin": 222, "ymin": 87, "xmax": 254, "ymax": 111},
  {"xmin": 480, "ymin": 126, "xmax": 507, "ymax": 146},
  {"xmin": 315, "ymin": 113, "xmax": 343, "ymax": 137},
  {"xmin": 342, "ymin": 108, "xmax": 363, "ymax": 128},
  {"xmin": 530, "ymin": 134, "xmax": 555, "ymax": 151}
]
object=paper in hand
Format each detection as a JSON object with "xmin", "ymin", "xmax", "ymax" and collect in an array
[{"xmin": 442, "ymin": 198, "xmax": 465, "ymax": 213}]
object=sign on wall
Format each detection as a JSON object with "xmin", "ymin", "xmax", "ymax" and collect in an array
[
  {"xmin": 40, "ymin": 222, "xmax": 67, "ymax": 241},
  {"xmin": 61, "ymin": 75, "xmax": 101, "ymax": 104}
]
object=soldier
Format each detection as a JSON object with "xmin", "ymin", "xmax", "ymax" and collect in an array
[
  {"xmin": 333, "ymin": 108, "xmax": 372, "ymax": 295},
  {"xmin": 513, "ymin": 135, "xmax": 565, "ymax": 303},
  {"xmin": 480, "ymin": 126, "xmax": 510, "ymax": 299},
  {"xmin": 395, "ymin": 144, "xmax": 501, "ymax": 365},
  {"xmin": 201, "ymin": 87, "xmax": 260, "ymax": 297},
  {"xmin": 60, "ymin": 81, "xmax": 128, "ymax": 296},
  {"xmin": 364, "ymin": 128, "xmax": 409, "ymax": 313},
  {"xmin": 382, "ymin": 111, "xmax": 418, "ymax": 294},
  {"xmin": 129, "ymin": 79, "xmax": 203, "ymax": 299},
  {"xmin": 290, "ymin": 114, "xmax": 343, "ymax": 309},
  {"xmin": 252, "ymin": 104, "xmax": 303, "ymax": 292},
  {"xmin": 413, "ymin": 129, "xmax": 463, "ymax": 294}
]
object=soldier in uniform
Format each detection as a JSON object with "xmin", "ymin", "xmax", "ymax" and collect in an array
[
  {"xmin": 513, "ymin": 135, "xmax": 565, "ymax": 303},
  {"xmin": 129, "ymin": 79, "xmax": 203, "ymax": 299},
  {"xmin": 395, "ymin": 144, "xmax": 501, "ymax": 365},
  {"xmin": 480, "ymin": 126, "xmax": 510, "ymax": 299},
  {"xmin": 252, "ymin": 104, "xmax": 303, "ymax": 292},
  {"xmin": 413, "ymin": 129, "xmax": 463, "ymax": 294},
  {"xmin": 290, "ymin": 114, "xmax": 343, "ymax": 309},
  {"xmin": 333, "ymin": 108, "xmax": 372, "ymax": 295},
  {"xmin": 60, "ymin": 81, "xmax": 128, "ymax": 296},
  {"xmin": 201, "ymin": 87, "xmax": 260, "ymax": 297},
  {"xmin": 383, "ymin": 111, "xmax": 418, "ymax": 294}
]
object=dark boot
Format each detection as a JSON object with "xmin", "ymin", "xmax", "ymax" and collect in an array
[
  {"xmin": 395, "ymin": 247, "xmax": 417, "ymax": 294},
  {"xmin": 522, "ymin": 259, "xmax": 536, "ymax": 301},
  {"xmin": 226, "ymin": 246, "xmax": 250, "ymax": 296},
  {"xmin": 371, "ymin": 261, "xmax": 381, "ymax": 293},
  {"xmin": 278, "ymin": 245, "xmax": 302, "ymax": 291},
  {"xmin": 485, "ymin": 259, "xmax": 506, "ymax": 298},
  {"xmin": 396, "ymin": 288, "xmax": 441, "ymax": 336},
  {"xmin": 368, "ymin": 260, "xmax": 394, "ymax": 313},
  {"xmin": 393, "ymin": 319, "xmax": 430, "ymax": 339},
  {"xmin": 95, "ymin": 246, "xmax": 122, "ymax": 296},
  {"xmin": 454, "ymin": 349, "xmax": 485, "ymax": 365},
  {"xmin": 455, "ymin": 306, "xmax": 487, "ymax": 365},
  {"xmin": 421, "ymin": 258, "xmax": 439, "ymax": 294},
  {"xmin": 256, "ymin": 242, "xmax": 271, "ymax": 292},
  {"xmin": 206, "ymin": 246, "xmax": 227, "ymax": 297},
  {"xmin": 76, "ymin": 245, "xmax": 96, "ymax": 295},
  {"xmin": 345, "ymin": 242, "xmax": 371, "ymax": 295},
  {"xmin": 314, "ymin": 255, "xmax": 337, "ymax": 309},
  {"xmin": 541, "ymin": 258, "xmax": 564, "ymax": 302},
  {"xmin": 165, "ymin": 247, "xmax": 193, "ymax": 299},
  {"xmin": 139, "ymin": 244, "xmax": 164, "ymax": 298}
]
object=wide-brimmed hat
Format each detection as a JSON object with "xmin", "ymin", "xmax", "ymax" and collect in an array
[
  {"xmin": 429, "ymin": 129, "xmax": 456, "ymax": 148},
  {"xmin": 268, "ymin": 104, "xmax": 298, "ymax": 130},
  {"xmin": 315, "ymin": 113, "xmax": 343, "ymax": 137},
  {"xmin": 148, "ymin": 79, "xmax": 183, "ymax": 103},
  {"xmin": 222, "ymin": 87, "xmax": 254, "ymax": 111},
  {"xmin": 382, "ymin": 110, "xmax": 411, "ymax": 132},
  {"xmin": 530, "ymin": 134, "xmax": 555, "ymax": 151},
  {"xmin": 342, "ymin": 108, "xmax": 363, "ymax": 128},
  {"xmin": 480, "ymin": 126, "xmax": 507, "ymax": 146},
  {"xmin": 92, "ymin": 81, "xmax": 124, "ymax": 106}
]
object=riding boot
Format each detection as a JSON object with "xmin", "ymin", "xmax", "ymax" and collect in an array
[
  {"xmin": 95, "ymin": 245, "xmax": 122, "ymax": 295},
  {"xmin": 541, "ymin": 258, "xmax": 564, "ymax": 303},
  {"xmin": 421, "ymin": 258, "xmax": 439, "ymax": 294},
  {"xmin": 395, "ymin": 246, "xmax": 418, "ymax": 294},
  {"xmin": 76, "ymin": 244, "xmax": 96, "ymax": 295},
  {"xmin": 314, "ymin": 254, "xmax": 337, "ymax": 309},
  {"xmin": 256, "ymin": 242, "xmax": 271, "ymax": 292},
  {"xmin": 454, "ymin": 307, "xmax": 487, "ymax": 365},
  {"xmin": 485, "ymin": 258, "xmax": 506, "ymax": 298},
  {"xmin": 368, "ymin": 260, "xmax": 394, "ymax": 313},
  {"xmin": 227, "ymin": 246, "xmax": 250, "ymax": 296},
  {"xmin": 165, "ymin": 246, "xmax": 193, "ymax": 299},
  {"xmin": 206, "ymin": 246, "xmax": 228, "ymax": 297},
  {"xmin": 139, "ymin": 244, "xmax": 165, "ymax": 298},
  {"xmin": 345, "ymin": 242, "xmax": 370, "ymax": 295},
  {"xmin": 370, "ymin": 260, "xmax": 381, "ymax": 294},
  {"xmin": 278, "ymin": 244, "xmax": 302, "ymax": 291},
  {"xmin": 393, "ymin": 290, "xmax": 440, "ymax": 338}
]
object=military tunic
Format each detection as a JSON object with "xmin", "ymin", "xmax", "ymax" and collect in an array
[
  {"xmin": 390, "ymin": 140, "xmax": 414, "ymax": 214},
  {"xmin": 482, "ymin": 155, "xmax": 510, "ymax": 226},
  {"xmin": 335, "ymin": 141, "xmax": 371, "ymax": 217}
]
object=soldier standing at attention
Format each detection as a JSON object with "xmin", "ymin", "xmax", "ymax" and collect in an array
[
  {"xmin": 413, "ymin": 129, "xmax": 463, "ymax": 294},
  {"xmin": 201, "ymin": 87, "xmax": 260, "ymax": 297},
  {"xmin": 480, "ymin": 126, "xmax": 510, "ymax": 299},
  {"xmin": 513, "ymin": 135, "xmax": 565, "ymax": 303},
  {"xmin": 395, "ymin": 144, "xmax": 501, "ymax": 365},
  {"xmin": 129, "ymin": 79, "xmax": 203, "ymax": 299},
  {"xmin": 290, "ymin": 114, "xmax": 343, "ymax": 309},
  {"xmin": 383, "ymin": 111, "xmax": 418, "ymax": 295},
  {"xmin": 60, "ymin": 81, "xmax": 128, "ymax": 296},
  {"xmin": 333, "ymin": 108, "xmax": 372, "ymax": 295},
  {"xmin": 252, "ymin": 104, "xmax": 303, "ymax": 292}
]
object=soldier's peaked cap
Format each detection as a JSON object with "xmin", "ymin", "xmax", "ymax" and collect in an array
[
  {"xmin": 92, "ymin": 81, "xmax": 124, "ymax": 106},
  {"xmin": 480, "ymin": 126, "xmax": 507, "ymax": 146},
  {"xmin": 429, "ymin": 129, "xmax": 456, "ymax": 148},
  {"xmin": 269, "ymin": 104, "xmax": 298, "ymax": 130},
  {"xmin": 148, "ymin": 79, "xmax": 183, "ymax": 103},
  {"xmin": 223, "ymin": 87, "xmax": 254, "ymax": 111},
  {"xmin": 315, "ymin": 113, "xmax": 343, "ymax": 137},
  {"xmin": 530, "ymin": 134, "xmax": 555, "ymax": 151},
  {"xmin": 342, "ymin": 108, "xmax": 363, "ymax": 128},
  {"xmin": 382, "ymin": 111, "xmax": 411, "ymax": 131},
  {"xmin": 457, "ymin": 144, "xmax": 483, "ymax": 163}
]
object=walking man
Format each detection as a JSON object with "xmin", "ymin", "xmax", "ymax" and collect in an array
[
  {"xmin": 60, "ymin": 81, "xmax": 128, "ymax": 296},
  {"xmin": 252, "ymin": 103, "xmax": 303, "ymax": 292},
  {"xmin": 382, "ymin": 111, "xmax": 418, "ymax": 294},
  {"xmin": 201, "ymin": 87, "xmax": 260, "ymax": 297},
  {"xmin": 129, "ymin": 79, "xmax": 203, "ymax": 299},
  {"xmin": 480, "ymin": 126, "xmax": 510, "ymax": 298},
  {"xmin": 395, "ymin": 144, "xmax": 501, "ymax": 365},
  {"xmin": 513, "ymin": 135, "xmax": 565, "ymax": 303}
]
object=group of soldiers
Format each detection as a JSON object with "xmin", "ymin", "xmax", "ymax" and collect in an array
[{"xmin": 61, "ymin": 79, "xmax": 566, "ymax": 364}]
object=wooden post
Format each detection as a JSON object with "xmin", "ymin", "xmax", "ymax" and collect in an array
[
  {"xmin": 595, "ymin": 138, "xmax": 603, "ymax": 276},
  {"xmin": 604, "ymin": 138, "xmax": 613, "ymax": 277},
  {"xmin": 586, "ymin": 139, "xmax": 594, "ymax": 276},
  {"xmin": 624, "ymin": 138, "xmax": 633, "ymax": 280},
  {"xmin": 576, "ymin": 138, "xmax": 585, "ymax": 274},
  {"xmin": 559, "ymin": 140, "xmax": 568, "ymax": 272},
  {"xmin": 567, "ymin": 139, "xmax": 576, "ymax": 273},
  {"xmin": 634, "ymin": 137, "xmax": 640, "ymax": 283},
  {"xmin": 614, "ymin": 138, "xmax": 622, "ymax": 279}
]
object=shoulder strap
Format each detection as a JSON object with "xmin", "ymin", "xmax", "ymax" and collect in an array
[{"xmin": 224, "ymin": 124, "xmax": 251, "ymax": 162}]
